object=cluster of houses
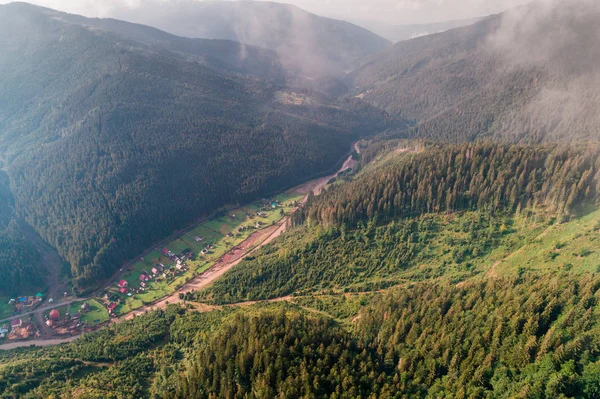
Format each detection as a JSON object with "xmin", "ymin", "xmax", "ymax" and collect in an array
[
  {"xmin": 103, "ymin": 248, "xmax": 195, "ymax": 316},
  {"xmin": 44, "ymin": 305, "xmax": 86, "ymax": 335},
  {"xmin": 1, "ymin": 318, "xmax": 38, "ymax": 341},
  {"xmin": 7, "ymin": 293, "xmax": 44, "ymax": 314}
]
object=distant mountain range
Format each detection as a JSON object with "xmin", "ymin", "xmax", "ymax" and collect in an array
[
  {"xmin": 112, "ymin": 0, "xmax": 392, "ymax": 78},
  {"xmin": 349, "ymin": 0, "xmax": 600, "ymax": 143},
  {"xmin": 353, "ymin": 17, "xmax": 483, "ymax": 43}
]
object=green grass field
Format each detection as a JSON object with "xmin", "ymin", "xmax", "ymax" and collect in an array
[
  {"xmin": 110, "ymin": 192, "xmax": 303, "ymax": 315},
  {"xmin": 485, "ymin": 208, "xmax": 600, "ymax": 276},
  {"xmin": 67, "ymin": 299, "xmax": 109, "ymax": 326}
]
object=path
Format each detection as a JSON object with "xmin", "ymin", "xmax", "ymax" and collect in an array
[{"xmin": 0, "ymin": 336, "xmax": 80, "ymax": 350}]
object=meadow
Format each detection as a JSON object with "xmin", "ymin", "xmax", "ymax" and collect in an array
[{"xmin": 108, "ymin": 192, "xmax": 303, "ymax": 315}]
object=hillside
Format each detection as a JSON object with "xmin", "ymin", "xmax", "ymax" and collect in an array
[
  {"xmin": 0, "ymin": 3, "xmax": 392, "ymax": 289},
  {"xmin": 114, "ymin": 0, "xmax": 391, "ymax": 78},
  {"xmin": 349, "ymin": 0, "xmax": 600, "ymax": 143}
]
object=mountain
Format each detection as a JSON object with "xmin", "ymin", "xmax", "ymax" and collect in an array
[
  {"xmin": 40, "ymin": 8, "xmax": 288, "ymax": 83},
  {"xmin": 349, "ymin": 0, "xmax": 600, "ymax": 144},
  {"xmin": 3, "ymin": 139, "xmax": 600, "ymax": 398},
  {"xmin": 113, "ymin": 0, "xmax": 392, "ymax": 78},
  {"xmin": 355, "ymin": 17, "xmax": 483, "ymax": 43},
  {"xmin": 0, "ymin": 2, "xmax": 391, "ymax": 289}
]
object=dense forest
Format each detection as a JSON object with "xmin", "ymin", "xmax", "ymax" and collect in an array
[
  {"xmin": 3, "ymin": 272, "xmax": 600, "ymax": 398},
  {"xmin": 349, "ymin": 0, "xmax": 600, "ymax": 144},
  {"xmin": 297, "ymin": 143, "xmax": 600, "ymax": 227},
  {"xmin": 0, "ymin": 172, "xmax": 42, "ymax": 296},
  {"xmin": 0, "ymin": 3, "xmax": 392, "ymax": 289}
]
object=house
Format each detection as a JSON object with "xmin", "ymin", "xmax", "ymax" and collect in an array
[
  {"xmin": 46, "ymin": 319, "xmax": 54, "ymax": 327},
  {"xmin": 162, "ymin": 247, "xmax": 169, "ymax": 256},
  {"xmin": 194, "ymin": 236, "xmax": 202, "ymax": 242},
  {"xmin": 0, "ymin": 325, "xmax": 8, "ymax": 334},
  {"xmin": 139, "ymin": 274, "xmax": 148, "ymax": 282},
  {"xmin": 49, "ymin": 309, "xmax": 60, "ymax": 320},
  {"xmin": 10, "ymin": 319, "xmax": 22, "ymax": 328},
  {"xmin": 151, "ymin": 267, "xmax": 159, "ymax": 275},
  {"xmin": 108, "ymin": 303, "xmax": 118, "ymax": 313},
  {"xmin": 8, "ymin": 298, "xmax": 15, "ymax": 305},
  {"xmin": 118, "ymin": 280, "xmax": 128, "ymax": 288},
  {"xmin": 81, "ymin": 303, "xmax": 90, "ymax": 312},
  {"xmin": 140, "ymin": 282, "xmax": 146, "ymax": 288},
  {"xmin": 120, "ymin": 287, "xmax": 127, "ymax": 294}
]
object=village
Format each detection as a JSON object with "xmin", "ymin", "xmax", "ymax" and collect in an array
[
  {"xmin": 98, "ymin": 195, "xmax": 300, "ymax": 317},
  {"xmin": 0, "ymin": 194, "xmax": 301, "ymax": 345}
]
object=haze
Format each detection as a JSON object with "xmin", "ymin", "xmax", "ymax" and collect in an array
[{"xmin": 0, "ymin": 0, "xmax": 533, "ymax": 24}]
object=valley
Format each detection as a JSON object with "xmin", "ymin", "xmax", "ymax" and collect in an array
[
  {"xmin": 0, "ymin": 143, "xmax": 360, "ymax": 349},
  {"xmin": 1, "ymin": 0, "xmax": 600, "ymax": 397}
]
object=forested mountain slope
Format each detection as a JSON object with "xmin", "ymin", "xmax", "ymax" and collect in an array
[
  {"xmin": 0, "ymin": 172, "xmax": 43, "ymax": 296},
  {"xmin": 349, "ymin": 0, "xmax": 600, "ymax": 143},
  {"xmin": 0, "ymin": 3, "xmax": 391, "ymax": 288},
  {"xmin": 32, "ymin": 4, "xmax": 287, "ymax": 83},
  {"xmin": 114, "ymin": 0, "xmax": 391, "ymax": 78},
  {"xmin": 4, "ymin": 274, "xmax": 600, "ymax": 398},
  {"xmin": 195, "ymin": 141, "xmax": 600, "ymax": 303}
]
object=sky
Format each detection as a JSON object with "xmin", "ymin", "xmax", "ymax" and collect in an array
[{"xmin": 0, "ymin": 0, "xmax": 533, "ymax": 24}]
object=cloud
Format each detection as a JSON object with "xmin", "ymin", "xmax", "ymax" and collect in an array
[{"xmin": 0, "ymin": 0, "xmax": 533, "ymax": 23}]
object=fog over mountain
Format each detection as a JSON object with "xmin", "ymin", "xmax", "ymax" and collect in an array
[
  {"xmin": 111, "ymin": 1, "xmax": 391, "ymax": 78},
  {"xmin": 350, "ymin": 0, "xmax": 600, "ymax": 143},
  {"xmin": 0, "ymin": 0, "xmax": 532, "ymax": 25}
]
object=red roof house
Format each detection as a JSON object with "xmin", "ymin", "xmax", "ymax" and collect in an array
[
  {"xmin": 140, "ymin": 282, "xmax": 146, "ymax": 288},
  {"xmin": 139, "ymin": 274, "xmax": 148, "ymax": 281},
  {"xmin": 120, "ymin": 287, "xmax": 127, "ymax": 294},
  {"xmin": 151, "ymin": 267, "xmax": 159, "ymax": 275},
  {"xmin": 108, "ymin": 303, "xmax": 118, "ymax": 312},
  {"xmin": 10, "ymin": 318, "xmax": 22, "ymax": 328},
  {"xmin": 162, "ymin": 248, "xmax": 169, "ymax": 255},
  {"xmin": 49, "ymin": 309, "xmax": 60, "ymax": 320},
  {"xmin": 118, "ymin": 280, "xmax": 128, "ymax": 288}
]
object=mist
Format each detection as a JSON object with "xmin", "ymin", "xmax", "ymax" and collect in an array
[
  {"xmin": 488, "ymin": 0, "xmax": 600, "ymax": 142},
  {"xmin": 0, "ymin": 0, "xmax": 532, "ymax": 25}
]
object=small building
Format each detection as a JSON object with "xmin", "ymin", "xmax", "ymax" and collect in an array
[
  {"xmin": 120, "ymin": 287, "xmax": 127, "ymax": 294},
  {"xmin": 118, "ymin": 280, "xmax": 128, "ymax": 288},
  {"xmin": 140, "ymin": 274, "xmax": 148, "ymax": 282},
  {"xmin": 81, "ymin": 302, "xmax": 90, "ymax": 312},
  {"xmin": 108, "ymin": 303, "xmax": 118, "ymax": 313},
  {"xmin": 194, "ymin": 236, "xmax": 203, "ymax": 242},
  {"xmin": 10, "ymin": 319, "xmax": 22, "ymax": 328},
  {"xmin": 46, "ymin": 319, "xmax": 54, "ymax": 327},
  {"xmin": 151, "ymin": 267, "xmax": 159, "ymax": 275},
  {"xmin": 8, "ymin": 299, "xmax": 15, "ymax": 305},
  {"xmin": 161, "ymin": 248, "xmax": 169, "ymax": 256},
  {"xmin": 140, "ymin": 282, "xmax": 146, "ymax": 288},
  {"xmin": 0, "ymin": 325, "xmax": 8, "ymax": 334},
  {"xmin": 49, "ymin": 309, "xmax": 60, "ymax": 320}
]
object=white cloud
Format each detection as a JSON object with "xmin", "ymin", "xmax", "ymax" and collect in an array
[{"xmin": 0, "ymin": 0, "xmax": 532, "ymax": 23}]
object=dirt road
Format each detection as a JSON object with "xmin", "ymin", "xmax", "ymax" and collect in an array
[{"xmin": 0, "ymin": 336, "xmax": 80, "ymax": 350}]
